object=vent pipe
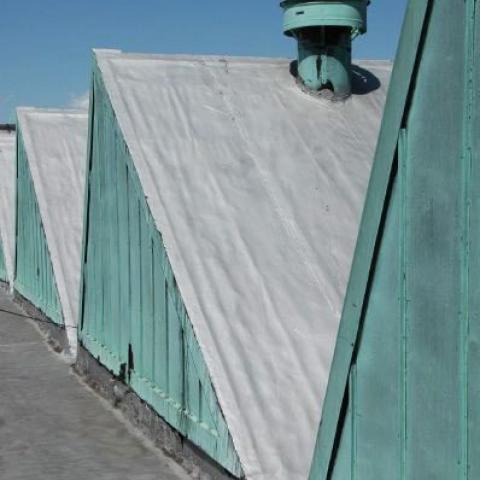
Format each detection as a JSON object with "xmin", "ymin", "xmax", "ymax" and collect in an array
[{"xmin": 281, "ymin": 0, "xmax": 369, "ymax": 98}]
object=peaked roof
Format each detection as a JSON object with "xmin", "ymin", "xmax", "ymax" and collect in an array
[
  {"xmin": 0, "ymin": 130, "xmax": 16, "ymax": 286},
  {"xmin": 16, "ymin": 108, "xmax": 88, "ymax": 354},
  {"xmin": 95, "ymin": 49, "xmax": 391, "ymax": 480}
]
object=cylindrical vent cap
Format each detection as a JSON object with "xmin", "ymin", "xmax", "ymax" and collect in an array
[
  {"xmin": 281, "ymin": 0, "xmax": 368, "ymax": 37},
  {"xmin": 280, "ymin": 0, "xmax": 369, "ymax": 98}
]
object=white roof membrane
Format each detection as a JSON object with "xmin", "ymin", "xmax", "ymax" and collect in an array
[
  {"xmin": 17, "ymin": 108, "xmax": 88, "ymax": 356},
  {"xmin": 96, "ymin": 50, "xmax": 391, "ymax": 480},
  {"xmin": 0, "ymin": 130, "xmax": 16, "ymax": 287}
]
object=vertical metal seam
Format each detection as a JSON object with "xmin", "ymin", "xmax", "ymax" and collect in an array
[
  {"xmin": 13, "ymin": 126, "xmax": 20, "ymax": 282},
  {"xmin": 461, "ymin": 0, "xmax": 476, "ymax": 477},
  {"xmin": 151, "ymin": 238, "xmax": 155, "ymax": 386},
  {"xmin": 126, "ymin": 163, "xmax": 131, "ymax": 356},
  {"xmin": 114, "ymin": 129, "xmax": 121, "ymax": 360},
  {"xmin": 79, "ymin": 76, "xmax": 96, "ymax": 334},
  {"xmin": 350, "ymin": 365, "xmax": 357, "ymax": 480},
  {"xmin": 399, "ymin": 129, "xmax": 408, "ymax": 480},
  {"xmin": 165, "ymin": 278, "xmax": 170, "ymax": 392},
  {"xmin": 137, "ymin": 200, "xmax": 143, "ymax": 376}
]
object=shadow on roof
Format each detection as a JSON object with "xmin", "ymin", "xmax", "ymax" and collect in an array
[
  {"xmin": 351, "ymin": 65, "xmax": 382, "ymax": 95},
  {"xmin": 289, "ymin": 60, "xmax": 382, "ymax": 97}
]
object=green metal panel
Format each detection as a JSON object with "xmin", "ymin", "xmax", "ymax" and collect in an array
[
  {"xmin": 311, "ymin": 0, "xmax": 479, "ymax": 478},
  {"xmin": 309, "ymin": 1, "xmax": 431, "ymax": 476},
  {"xmin": 469, "ymin": 3, "xmax": 480, "ymax": 478},
  {"xmin": 79, "ymin": 62, "xmax": 242, "ymax": 478},
  {"xmin": 15, "ymin": 130, "xmax": 63, "ymax": 324},
  {"xmin": 403, "ymin": 2, "xmax": 466, "ymax": 476},
  {"xmin": 329, "ymin": 174, "xmax": 402, "ymax": 480}
]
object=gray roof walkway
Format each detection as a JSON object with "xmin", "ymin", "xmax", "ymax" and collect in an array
[{"xmin": 0, "ymin": 286, "xmax": 190, "ymax": 480}]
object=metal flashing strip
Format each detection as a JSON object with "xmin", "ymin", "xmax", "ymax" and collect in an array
[
  {"xmin": 460, "ymin": 0, "xmax": 476, "ymax": 477},
  {"xmin": 398, "ymin": 127, "xmax": 408, "ymax": 480}
]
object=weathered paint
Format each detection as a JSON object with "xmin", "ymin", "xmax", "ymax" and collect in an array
[
  {"xmin": 15, "ymin": 129, "xmax": 63, "ymax": 324},
  {"xmin": 78, "ymin": 61, "xmax": 242, "ymax": 478},
  {"xmin": 281, "ymin": 0, "xmax": 368, "ymax": 95},
  {"xmin": 310, "ymin": 0, "xmax": 479, "ymax": 478}
]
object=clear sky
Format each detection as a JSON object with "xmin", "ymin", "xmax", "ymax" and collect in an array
[{"xmin": 0, "ymin": 0, "xmax": 408, "ymax": 122}]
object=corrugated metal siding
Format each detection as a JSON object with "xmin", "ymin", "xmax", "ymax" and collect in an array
[
  {"xmin": 79, "ymin": 65, "xmax": 242, "ymax": 477},
  {"xmin": 15, "ymin": 130, "xmax": 63, "ymax": 324},
  {"xmin": 312, "ymin": 0, "xmax": 478, "ymax": 478}
]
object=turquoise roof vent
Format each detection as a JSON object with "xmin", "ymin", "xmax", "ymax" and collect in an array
[{"xmin": 281, "ymin": 0, "xmax": 369, "ymax": 98}]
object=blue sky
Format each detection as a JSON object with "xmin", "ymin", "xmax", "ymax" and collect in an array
[{"xmin": 0, "ymin": 0, "xmax": 407, "ymax": 122}]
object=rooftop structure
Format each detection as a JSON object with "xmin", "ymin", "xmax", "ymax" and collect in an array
[
  {"xmin": 15, "ymin": 108, "xmax": 88, "ymax": 355},
  {"xmin": 79, "ymin": 49, "xmax": 391, "ymax": 479},
  {"xmin": 309, "ymin": 0, "xmax": 480, "ymax": 477}
]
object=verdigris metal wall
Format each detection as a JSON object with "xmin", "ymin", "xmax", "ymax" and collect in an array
[
  {"xmin": 310, "ymin": 0, "xmax": 479, "ymax": 478},
  {"xmin": 78, "ymin": 63, "xmax": 242, "ymax": 477},
  {"xmin": 15, "ymin": 130, "xmax": 63, "ymax": 324}
]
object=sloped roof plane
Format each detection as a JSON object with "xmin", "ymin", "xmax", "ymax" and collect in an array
[
  {"xmin": 0, "ymin": 131, "xmax": 16, "ymax": 286},
  {"xmin": 16, "ymin": 108, "xmax": 88, "ymax": 353},
  {"xmin": 95, "ymin": 50, "xmax": 391, "ymax": 480}
]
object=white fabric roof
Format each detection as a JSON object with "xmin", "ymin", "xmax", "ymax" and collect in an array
[
  {"xmin": 17, "ymin": 108, "xmax": 88, "ymax": 355},
  {"xmin": 96, "ymin": 49, "xmax": 391, "ymax": 480},
  {"xmin": 0, "ymin": 130, "xmax": 16, "ymax": 287}
]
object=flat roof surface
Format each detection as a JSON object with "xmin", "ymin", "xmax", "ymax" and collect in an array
[
  {"xmin": 17, "ymin": 108, "xmax": 88, "ymax": 354},
  {"xmin": 0, "ymin": 288, "xmax": 190, "ymax": 480},
  {"xmin": 96, "ymin": 49, "xmax": 391, "ymax": 480}
]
